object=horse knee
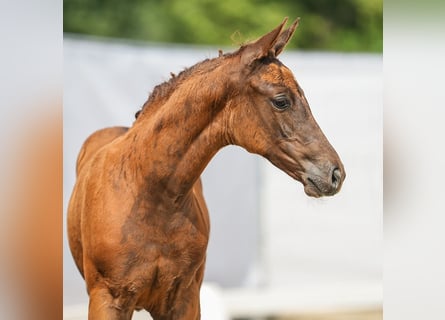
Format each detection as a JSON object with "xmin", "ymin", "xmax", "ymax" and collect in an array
[{"xmin": 88, "ymin": 287, "xmax": 133, "ymax": 320}]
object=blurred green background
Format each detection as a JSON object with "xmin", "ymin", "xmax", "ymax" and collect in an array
[{"xmin": 64, "ymin": 0, "xmax": 382, "ymax": 52}]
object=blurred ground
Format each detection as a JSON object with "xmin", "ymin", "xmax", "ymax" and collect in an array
[{"xmin": 275, "ymin": 309, "xmax": 382, "ymax": 320}]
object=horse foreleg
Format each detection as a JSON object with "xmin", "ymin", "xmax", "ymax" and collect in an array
[
  {"xmin": 170, "ymin": 289, "xmax": 201, "ymax": 320},
  {"xmin": 88, "ymin": 287, "xmax": 134, "ymax": 320},
  {"xmin": 158, "ymin": 267, "xmax": 205, "ymax": 320},
  {"xmin": 155, "ymin": 286, "xmax": 201, "ymax": 320}
]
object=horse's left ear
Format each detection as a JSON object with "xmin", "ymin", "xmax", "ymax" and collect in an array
[
  {"xmin": 272, "ymin": 18, "xmax": 300, "ymax": 56},
  {"xmin": 240, "ymin": 18, "xmax": 288, "ymax": 65}
]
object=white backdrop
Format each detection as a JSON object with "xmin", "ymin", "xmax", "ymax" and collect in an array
[{"xmin": 63, "ymin": 36, "xmax": 382, "ymax": 317}]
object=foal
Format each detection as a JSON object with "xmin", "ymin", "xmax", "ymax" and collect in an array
[{"xmin": 67, "ymin": 18, "xmax": 345, "ymax": 319}]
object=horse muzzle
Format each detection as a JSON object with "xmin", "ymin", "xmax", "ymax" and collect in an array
[{"xmin": 302, "ymin": 164, "xmax": 345, "ymax": 198}]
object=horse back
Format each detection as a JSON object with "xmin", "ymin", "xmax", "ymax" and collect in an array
[{"xmin": 76, "ymin": 126, "xmax": 129, "ymax": 176}]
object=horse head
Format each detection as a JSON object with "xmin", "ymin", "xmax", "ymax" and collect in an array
[{"xmin": 225, "ymin": 18, "xmax": 345, "ymax": 197}]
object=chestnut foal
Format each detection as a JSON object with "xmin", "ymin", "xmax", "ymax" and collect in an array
[{"xmin": 67, "ymin": 18, "xmax": 345, "ymax": 319}]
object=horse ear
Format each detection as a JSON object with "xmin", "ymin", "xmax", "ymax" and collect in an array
[
  {"xmin": 240, "ymin": 17, "xmax": 288, "ymax": 65},
  {"xmin": 272, "ymin": 18, "xmax": 300, "ymax": 56}
]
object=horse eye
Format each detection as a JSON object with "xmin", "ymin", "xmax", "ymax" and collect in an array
[{"xmin": 271, "ymin": 95, "xmax": 291, "ymax": 110}]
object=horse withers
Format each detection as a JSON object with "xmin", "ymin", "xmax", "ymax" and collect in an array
[{"xmin": 67, "ymin": 18, "xmax": 345, "ymax": 320}]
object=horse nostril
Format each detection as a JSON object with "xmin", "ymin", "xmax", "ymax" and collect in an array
[{"xmin": 332, "ymin": 168, "xmax": 341, "ymax": 187}]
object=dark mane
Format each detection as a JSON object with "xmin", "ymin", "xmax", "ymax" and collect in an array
[{"xmin": 135, "ymin": 50, "xmax": 237, "ymax": 119}]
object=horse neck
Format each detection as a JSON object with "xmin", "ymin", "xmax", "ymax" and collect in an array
[{"xmin": 124, "ymin": 70, "xmax": 231, "ymax": 205}]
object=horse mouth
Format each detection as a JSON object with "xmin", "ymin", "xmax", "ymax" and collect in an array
[
  {"xmin": 273, "ymin": 165, "xmax": 342, "ymax": 198},
  {"xmin": 304, "ymin": 178, "xmax": 324, "ymax": 198},
  {"xmin": 265, "ymin": 145, "xmax": 344, "ymax": 198}
]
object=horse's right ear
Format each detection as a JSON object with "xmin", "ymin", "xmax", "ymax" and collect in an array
[
  {"xmin": 240, "ymin": 18, "xmax": 288, "ymax": 65},
  {"xmin": 272, "ymin": 18, "xmax": 300, "ymax": 56}
]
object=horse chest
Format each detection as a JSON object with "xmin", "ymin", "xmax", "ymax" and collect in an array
[{"xmin": 119, "ymin": 197, "xmax": 209, "ymax": 275}]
